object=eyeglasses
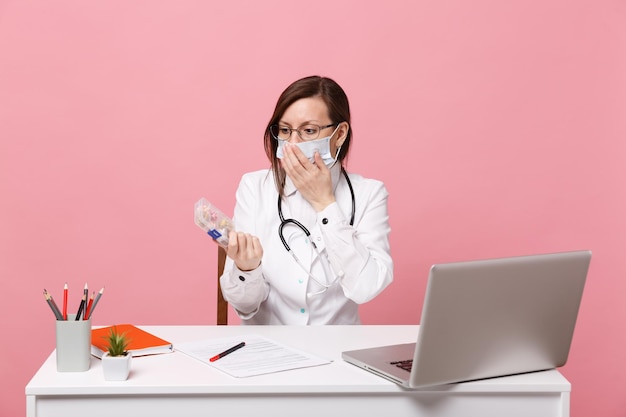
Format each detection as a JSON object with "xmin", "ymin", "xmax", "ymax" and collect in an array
[{"xmin": 270, "ymin": 123, "xmax": 337, "ymax": 141}]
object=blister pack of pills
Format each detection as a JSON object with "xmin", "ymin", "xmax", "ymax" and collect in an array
[{"xmin": 194, "ymin": 198, "xmax": 234, "ymax": 248}]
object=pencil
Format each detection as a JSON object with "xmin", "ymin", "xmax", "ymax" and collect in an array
[
  {"xmin": 46, "ymin": 290, "xmax": 63, "ymax": 320},
  {"xmin": 84, "ymin": 291, "xmax": 95, "ymax": 320},
  {"xmin": 62, "ymin": 282, "xmax": 68, "ymax": 320},
  {"xmin": 43, "ymin": 290, "xmax": 63, "ymax": 320},
  {"xmin": 87, "ymin": 287, "xmax": 104, "ymax": 319},
  {"xmin": 75, "ymin": 283, "xmax": 88, "ymax": 321}
]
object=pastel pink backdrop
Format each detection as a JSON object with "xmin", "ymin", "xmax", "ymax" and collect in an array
[{"xmin": 1, "ymin": 1, "xmax": 624, "ymax": 416}]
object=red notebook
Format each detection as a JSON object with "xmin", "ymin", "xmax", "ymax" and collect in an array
[{"xmin": 91, "ymin": 324, "xmax": 173, "ymax": 358}]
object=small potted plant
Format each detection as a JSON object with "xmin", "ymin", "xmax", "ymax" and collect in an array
[{"xmin": 101, "ymin": 327, "xmax": 132, "ymax": 381}]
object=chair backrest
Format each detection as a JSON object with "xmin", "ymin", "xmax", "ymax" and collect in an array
[{"xmin": 217, "ymin": 246, "xmax": 228, "ymax": 325}]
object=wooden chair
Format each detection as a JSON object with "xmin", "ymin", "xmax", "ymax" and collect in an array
[{"xmin": 217, "ymin": 246, "xmax": 228, "ymax": 325}]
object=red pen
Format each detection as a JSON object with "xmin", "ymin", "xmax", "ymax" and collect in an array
[
  {"xmin": 62, "ymin": 283, "xmax": 68, "ymax": 320},
  {"xmin": 209, "ymin": 342, "xmax": 245, "ymax": 362}
]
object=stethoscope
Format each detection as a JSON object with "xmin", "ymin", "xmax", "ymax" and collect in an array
[{"xmin": 277, "ymin": 168, "xmax": 355, "ymax": 294}]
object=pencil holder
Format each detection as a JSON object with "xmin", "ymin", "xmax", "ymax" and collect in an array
[{"xmin": 55, "ymin": 314, "xmax": 92, "ymax": 372}]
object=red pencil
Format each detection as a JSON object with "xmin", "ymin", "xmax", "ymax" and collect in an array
[
  {"xmin": 87, "ymin": 287, "xmax": 105, "ymax": 319},
  {"xmin": 62, "ymin": 283, "xmax": 68, "ymax": 320},
  {"xmin": 84, "ymin": 291, "xmax": 95, "ymax": 320}
]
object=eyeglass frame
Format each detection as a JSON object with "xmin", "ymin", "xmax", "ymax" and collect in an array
[{"xmin": 269, "ymin": 123, "xmax": 338, "ymax": 142}]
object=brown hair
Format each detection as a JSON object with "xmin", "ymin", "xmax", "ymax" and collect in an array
[{"xmin": 264, "ymin": 75, "xmax": 352, "ymax": 195}]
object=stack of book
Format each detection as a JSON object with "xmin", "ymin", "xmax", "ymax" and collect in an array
[{"xmin": 91, "ymin": 324, "xmax": 173, "ymax": 358}]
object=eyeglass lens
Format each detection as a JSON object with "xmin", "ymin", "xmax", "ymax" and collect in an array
[{"xmin": 271, "ymin": 124, "xmax": 324, "ymax": 141}]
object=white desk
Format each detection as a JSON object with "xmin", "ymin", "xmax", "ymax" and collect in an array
[{"xmin": 26, "ymin": 325, "xmax": 570, "ymax": 417}]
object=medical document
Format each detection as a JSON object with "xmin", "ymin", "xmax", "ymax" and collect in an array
[{"xmin": 175, "ymin": 334, "xmax": 331, "ymax": 377}]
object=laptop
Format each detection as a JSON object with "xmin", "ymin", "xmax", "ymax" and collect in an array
[{"xmin": 342, "ymin": 250, "xmax": 591, "ymax": 388}]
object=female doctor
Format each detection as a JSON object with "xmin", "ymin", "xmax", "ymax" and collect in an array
[{"xmin": 219, "ymin": 75, "xmax": 393, "ymax": 325}]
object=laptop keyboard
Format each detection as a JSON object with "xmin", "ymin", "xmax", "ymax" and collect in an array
[{"xmin": 390, "ymin": 359, "xmax": 413, "ymax": 372}]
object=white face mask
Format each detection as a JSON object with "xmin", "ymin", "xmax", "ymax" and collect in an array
[{"xmin": 276, "ymin": 126, "xmax": 341, "ymax": 168}]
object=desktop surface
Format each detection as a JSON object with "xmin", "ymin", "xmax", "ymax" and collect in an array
[{"xmin": 26, "ymin": 325, "xmax": 572, "ymax": 417}]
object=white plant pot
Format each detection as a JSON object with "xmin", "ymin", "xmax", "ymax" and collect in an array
[{"xmin": 102, "ymin": 352, "xmax": 132, "ymax": 381}]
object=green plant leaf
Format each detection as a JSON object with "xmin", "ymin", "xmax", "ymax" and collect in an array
[{"xmin": 102, "ymin": 326, "xmax": 131, "ymax": 357}]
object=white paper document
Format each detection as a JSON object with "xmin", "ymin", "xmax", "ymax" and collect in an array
[{"xmin": 175, "ymin": 334, "xmax": 331, "ymax": 378}]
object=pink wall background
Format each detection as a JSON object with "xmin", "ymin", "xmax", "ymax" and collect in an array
[{"xmin": 1, "ymin": 1, "xmax": 624, "ymax": 415}]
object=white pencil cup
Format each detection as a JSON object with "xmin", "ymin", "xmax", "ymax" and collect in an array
[{"xmin": 55, "ymin": 314, "xmax": 92, "ymax": 372}]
